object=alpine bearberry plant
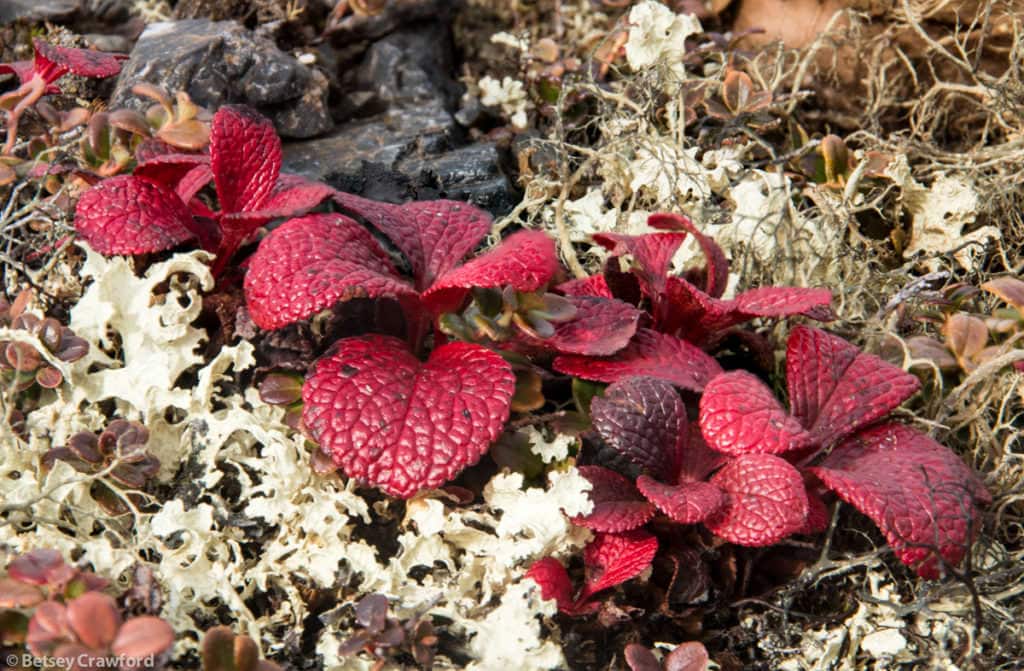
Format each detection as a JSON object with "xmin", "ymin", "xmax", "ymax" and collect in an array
[
  {"xmin": 554, "ymin": 212, "xmax": 834, "ymax": 390},
  {"xmin": 74, "ymin": 104, "xmax": 333, "ymax": 276},
  {"xmin": 564, "ymin": 325, "xmax": 989, "ymax": 592}
]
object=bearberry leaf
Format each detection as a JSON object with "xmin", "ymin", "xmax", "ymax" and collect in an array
[
  {"xmin": 699, "ymin": 370, "xmax": 814, "ymax": 456},
  {"xmin": 524, "ymin": 557, "xmax": 575, "ymax": 614},
  {"xmin": 334, "ymin": 193, "xmax": 493, "ymax": 291},
  {"xmin": 133, "ymin": 153, "xmax": 210, "ymax": 193},
  {"xmin": 533, "ymin": 296, "xmax": 641, "ymax": 356},
  {"xmin": 210, "ymin": 105, "xmax": 280, "ymax": 215},
  {"xmin": 809, "ymin": 423, "xmax": 991, "ymax": 578},
  {"xmin": 424, "ymin": 230, "xmax": 559, "ymax": 312},
  {"xmin": 636, "ymin": 476, "xmax": 724, "ymax": 524},
  {"xmin": 558, "ymin": 274, "xmax": 614, "ymax": 299},
  {"xmin": 302, "ymin": 336, "xmax": 515, "ymax": 498},
  {"xmin": 579, "ymin": 529, "xmax": 658, "ymax": 599},
  {"xmin": 704, "ymin": 454, "xmax": 809, "ymax": 546},
  {"xmin": 591, "ymin": 376, "xmax": 687, "ymax": 480},
  {"xmin": 574, "ymin": 466, "xmax": 655, "ymax": 532},
  {"xmin": 648, "ymin": 212, "xmax": 730, "ymax": 299},
  {"xmin": 664, "ymin": 641, "xmax": 711, "ymax": 671},
  {"xmin": 243, "ymin": 214, "xmax": 416, "ymax": 330},
  {"xmin": 555, "ymin": 329, "xmax": 723, "ymax": 392},
  {"xmin": 33, "ymin": 39, "xmax": 123, "ymax": 79},
  {"xmin": 786, "ymin": 326, "xmax": 920, "ymax": 445},
  {"xmin": 75, "ymin": 175, "xmax": 196, "ymax": 254},
  {"xmin": 593, "ymin": 232, "xmax": 687, "ymax": 298}
]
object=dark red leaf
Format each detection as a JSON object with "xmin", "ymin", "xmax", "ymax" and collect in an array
[
  {"xmin": 809, "ymin": 423, "xmax": 991, "ymax": 579},
  {"xmin": 524, "ymin": 558, "xmax": 575, "ymax": 614},
  {"xmin": 0, "ymin": 60, "xmax": 43, "ymax": 87},
  {"xmin": 593, "ymin": 232, "xmax": 687, "ymax": 298},
  {"xmin": 704, "ymin": 454, "xmax": 809, "ymax": 546},
  {"xmin": 133, "ymin": 153, "xmax": 210, "ymax": 191},
  {"xmin": 527, "ymin": 296, "xmax": 641, "ymax": 356},
  {"xmin": 648, "ymin": 212, "xmax": 729, "ymax": 299},
  {"xmin": 574, "ymin": 466, "xmax": 655, "ymax": 532},
  {"xmin": 786, "ymin": 326, "xmax": 920, "ymax": 445},
  {"xmin": 555, "ymin": 329, "xmax": 723, "ymax": 392},
  {"xmin": 676, "ymin": 424, "xmax": 728, "ymax": 483},
  {"xmin": 699, "ymin": 370, "xmax": 814, "ymax": 456},
  {"xmin": 579, "ymin": 529, "xmax": 658, "ymax": 599},
  {"xmin": 236, "ymin": 175, "xmax": 334, "ymax": 221},
  {"xmin": 243, "ymin": 214, "xmax": 416, "ymax": 330},
  {"xmin": 75, "ymin": 175, "xmax": 196, "ymax": 254},
  {"xmin": 797, "ymin": 489, "xmax": 830, "ymax": 535},
  {"xmin": 210, "ymin": 105, "xmax": 280, "ymax": 215},
  {"xmin": 302, "ymin": 336, "xmax": 515, "ymax": 498},
  {"xmin": 637, "ymin": 476, "xmax": 724, "ymax": 524},
  {"xmin": 424, "ymin": 230, "xmax": 558, "ymax": 313},
  {"xmin": 558, "ymin": 274, "xmax": 613, "ymax": 299},
  {"xmin": 334, "ymin": 192, "xmax": 493, "ymax": 291},
  {"xmin": 177, "ymin": 164, "xmax": 215, "ymax": 207},
  {"xmin": 33, "ymin": 39, "xmax": 122, "ymax": 79},
  {"xmin": 624, "ymin": 644, "xmax": 662, "ymax": 671},
  {"xmin": 591, "ymin": 376, "xmax": 687, "ymax": 480}
]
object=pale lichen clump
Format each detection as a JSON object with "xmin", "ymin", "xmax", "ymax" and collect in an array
[{"xmin": 0, "ymin": 247, "xmax": 595, "ymax": 669}]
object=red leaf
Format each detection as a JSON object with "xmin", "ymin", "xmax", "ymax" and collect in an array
[
  {"xmin": 704, "ymin": 454, "xmax": 809, "ymax": 546},
  {"xmin": 558, "ymin": 274, "xmax": 613, "ymax": 299},
  {"xmin": 797, "ymin": 489, "xmax": 830, "ymax": 535},
  {"xmin": 210, "ymin": 105, "xmax": 280, "ymax": 215},
  {"xmin": 636, "ymin": 476, "xmax": 724, "ymax": 524},
  {"xmin": 593, "ymin": 232, "xmax": 687, "ymax": 298},
  {"xmin": 809, "ymin": 423, "xmax": 990, "ymax": 579},
  {"xmin": 786, "ymin": 326, "xmax": 920, "ymax": 445},
  {"xmin": 111, "ymin": 617, "xmax": 175, "ymax": 659},
  {"xmin": 7, "ymin": 549, "xmax": 64, "ymax": 585},
  {"xmin": 424, "ymin": 230, "xmax": 559, "ymax": 313},
  {"xmin": 243, "ymin": 214, "xmax": 416, "ymax": 330},
  {"xmin": 591, "ymin": 376, "xmax": 688, "ymax": 480},
  {"xmin": 648, "ymin": 212, "xmax": 729, "ymax": 299},
  {"xmin": 74, "ymin": 175, "xmax": 196, "ymax": 254},
  {"xmin": 133, "ymin": 153, "xmax": 210, "ymax": 191},
  {"xmin": 574, "ymin": 466, "xmax": 655, "ymax": 532},
  {"xmin": 555, "ymin": 329, "xmax": 723, "ymax": 392},
  {"xmin": 733, "ymin": 287, "xmax": 835, "ymax": 321},
  {"xmin": 699, "ymin": 370, "xmax": 814, "ymax": 456},
  {"xmin": 579, "ymin": 529, "xmax": 658, "ymax": 599},
  {"xmin": 535, "ymin": 296, "xmax": 641, "ymax": 356},
  {"xmin": 624, "ymin": 644, "xmax": 662, "ymax": 671},
  {"xmin": 236, "ymin": 174, "xmax": 334, "ymax": 220},
  {"xmin": 525, "ymin": 558, "xmax": 575, "ymax": 614},
  {"xmin": 302, "ymin": 336, "xmax": 515, "ymax": 498},
  {"xmin": 334, "ymin": 192, "xmax": 492, "ymax": 291},
  {"xmin": 33, "ymin": 39, "xmax": 122, "ymax": 79}
]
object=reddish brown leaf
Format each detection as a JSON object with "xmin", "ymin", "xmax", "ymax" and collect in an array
[
  {"xmin": 111, "ymin": 616, "xmax": 175, "ymax": 659},
  {"xmin": 981, "ymin": 276, "xmax": 1024, "ymax": 311},
  {"xmin": 66, "ymin": 592, "xmax": 121, "ymax": 650}
]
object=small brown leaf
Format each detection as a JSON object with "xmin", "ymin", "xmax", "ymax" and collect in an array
[
  {"xmin": 111, "ymin": 616, "xmax": 175, "ymax": 659},
  {"xmin": 942, "ymin": 313, "xmax": 989, "ymax": 368},
  {"xmin": 981, "ymin": 276, "xmax": 1024, "ymax": 311}
]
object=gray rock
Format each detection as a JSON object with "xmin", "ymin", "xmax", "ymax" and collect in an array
[
  {"xmin": 0, "ymin": 0, "xmax": 80, "ymax": 24},
  {"xmin": 110, "ymin": 19, "xmax": 331, "ymax": 139},
  {"xmin": 282, "ymin": 23, "xmax": 518, "ymax": 215}
]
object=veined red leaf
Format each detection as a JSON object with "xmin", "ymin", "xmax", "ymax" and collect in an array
[
  {"xmin": 244, "ymin": 214, "xmax": 416, "ymax": 330},
  {"xmin": 302, "ymin": 336, "xmax": 514, "ymax": 498},
  {"xmin": 809, "ymin": 423, "xmax": 990, "ymax": 579},
  {"xmin": 423, "ymin": 230, "xmax": 558, "ymax": 313},
  {"xmin": 636, "ymin": 476, "xmax": 724, "ymax": 524},
  {"xmin": 704, "ymin": 454, "xmax": 809, "ymax": 546},
  {"xmin": 647, "ymin": 212, "xmax": 729, "ymax": 299},
  {"xmin": 33, "ymin": 39, "xmax": 122, "ymax": 79},
  {"xmin": 555, "ymin": 329, "xmax": 723, "ymax": 392},
  {"xmin": 579, "ymin": 529, "xmax": 658, "ymax": 599},
  {"xmin": 334, "ymin": 192, "xmax": 492, "ymax": 291},
  {"xmin": 75, "ymin": 175, "xmax": 196, "ymax": 254},
  {"xmin": 533, "ymin": 296, "xmax": 642, "ymax": 356},
  {"xmin": 210, "ymin": 105, "xmax": 280, "ymax": 215},
  {"xmin": 574, "ymin": 466, "xmax": 655, "ymax": 532},
  {"xmin": 524, "ymin": 557, "xmax": 575, "ymax": 614},
  {"xmin": 699, "ymin": 370, "xmax": 814, "ymax": 456},
  {"xmin": 593, "ymin": 232, "xmax": 687, "ymax": 298},
  {"xmin": 558, "ymin": 274, "xmax": 614, "ymax": 299}
]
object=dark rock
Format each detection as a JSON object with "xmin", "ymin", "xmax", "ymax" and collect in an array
[
  {"xmin": 282, "ymin": 22, "xmax": 519, "ymax": 215},
  {"xmin": 0, "ymin": 0, "xmax": 80, "ymax": 24},
  {"xmin": 110, "ymin": 19, "xmax": 331, "ymax": 139},
  {"xmin": 325, "ymin": 0, "xmax": 450, "ymax": 44}
]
